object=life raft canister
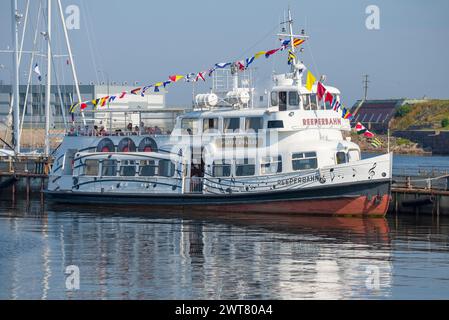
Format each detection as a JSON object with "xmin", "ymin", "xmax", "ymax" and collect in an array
[
  {"xmin": 138, "ymin": 137, "xmax": 158, "ymax": 152},
  {"xmin": 96, "ymin": 138, "xmax": 115, "ymax": 152}
]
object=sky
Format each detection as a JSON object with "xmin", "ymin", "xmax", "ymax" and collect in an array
[{"xmin": 0, "ymin": 0, "xmax": 448, "ymax": 107}]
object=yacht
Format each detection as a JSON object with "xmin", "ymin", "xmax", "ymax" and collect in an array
[{"xmin": 46, "ymin": 12, "xmax": 392, "ymax": 216}]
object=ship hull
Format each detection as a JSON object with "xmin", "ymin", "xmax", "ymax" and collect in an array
[{"xmin": 45, "ymin": 179, "xmax": 391, "ymax": 216}]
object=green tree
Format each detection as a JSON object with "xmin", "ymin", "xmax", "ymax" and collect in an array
[{"xmin": 441, "ymin": 118, "xmax": 449, "ymax": 128}]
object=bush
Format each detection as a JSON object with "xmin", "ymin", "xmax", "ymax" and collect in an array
[
  {"xmin": 395, "ymin": 105, "xmax": 412, "ymax": 117},
  {"xmin": 396, "ymin": 138, "xmax": 411, "ymax": 146},
  {"xmin": 441, "ymin": 118, "xmax": 449, "ymax": 128}
]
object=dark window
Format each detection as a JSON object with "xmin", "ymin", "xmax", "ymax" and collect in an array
[
  {"xmin": 236, "ymin": 159, "xmax": 255, "ymax": 176},
  {"xmin": 159, "ymin": 160, "xmax": 175, "ymax": 177},
  {"xmin": 245, "ymin": 117, "xmax": 263, "ymax": 133},
  {"xmin": 84, "ymin": 159, "xmax": 99, "ymax": 176},
  {"xmin": 267, "ymin": 120, "xmax": 284, "ymax": 129},
  {"xmin": 279, "ymin": 92, "xmax": 287, "ymax": 111},
  {"xmin": 288, "ymin": 91, "xmax": 299, "ymax": 107},
  {"xmin": 292, "ymin": 152, "xmax": 318, "ymax": 171},
  {"xmin": 139, "ymin": 160, "xmax": 157, "ymax": 176},
  {"xmin": 261, "ymin": 156, "xmax": 282, "ymax": 174},
  {"xmin": 203, "ymin": 118, "xmax": 219, "ymax": 132},
  {"xmin": 336, "ymin": 152, "xmax": 348, "ymax": 164},
  {"xmin": 223, "ymin": 118, "xmax": 240, "ymax": 132},
  {"xmin": 120, "ymin": 160, "xmax": 136, "ymax": 176},
  {"xmin": 102, "ymin": 160, "xmax": 117, "ymax": 176},
  {"xmin": 212, "ymin": 160, "xmax": 231, "ymax": 177}
]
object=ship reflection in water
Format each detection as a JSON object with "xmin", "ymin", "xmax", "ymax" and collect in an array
[{"xmin": 0, "ymin": 197, "xmax": 449, "ymax": 299}]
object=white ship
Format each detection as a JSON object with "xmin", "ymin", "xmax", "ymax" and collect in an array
[{"xmin": 46, "ymin": 11, "xmax": 392, "ymax": 216}]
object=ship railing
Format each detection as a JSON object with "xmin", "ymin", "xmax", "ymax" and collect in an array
[{"xmin": 182, "ymin": 177, "xmax": 204, "ymax": 194}]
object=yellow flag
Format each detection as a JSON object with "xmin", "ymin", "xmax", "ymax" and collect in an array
[
  {"xmin": 305, "ymin": 71, "xmax": 316, "ymax": 91},
  {"xmin": 254, "ymin": 51, "xmax": 266, "ymax": 59}
]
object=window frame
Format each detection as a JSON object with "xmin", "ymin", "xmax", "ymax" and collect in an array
[{"xmin": 292, "ymin": 152, "xmax": 318, "ymax": 171}]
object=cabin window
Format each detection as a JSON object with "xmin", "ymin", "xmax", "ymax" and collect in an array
[
  {"xmin": 261, "ymin": 156, "xmax": 282, "ymax": 174},
  {"xmin": 301, "ymin": 94, "xmax": 318, "ymax": 110},
  {"xmin": 245, "ymin": 117, "xmax": 263, "ymax": 133},
  {"xmin": 159, "ymin": 160, "xmax": 175, "ymax": 177},
  {"xmin": 139, "ymin": 160, "xmax": 157, "ymax": 176},
  {"xmin": 348, "ymin": 149, "xmax": 360, "ymax": 162},
  {"xmin": 223, "ymin": 117, "xmax": 240, "ymax": 133},
  {"xmin": 181, "ymin": 118, "xmax": 198, "ymax": 135},
  {"xmin": 101, "ymin": 159, "xmax": 117, "ymax": 177},
  {"xmin": 288, "ymin": 91, "xmax": 299, "ymax": 108},
  {"xmin": 336, "ymin": 152, "xmax": 348, "ymax": 164},
  {"xmin": 267, "ymin": 120, "xmax": 284, "ymax": 129},
  {"xmin": 203, "ymin": 118, "xmax": 219, "ymax": 132},
  {"xmin": 83, "ymin": 159, "xmax": 99, "ymax": 176},
  {"xmin": 279, "ymin": 91, "xmax": 287, "ymax": 111},
  {"xmin": 235, "ymin": 158, "xmax": 255, "ymax": 176},
  {"xmin": 270, "ymin": 91, "xmax": 278, "ymax": 107},
  {"xmin": 120, "ymin": 160, "xmax": 136, "ymax": 176},
  {"xmin": 292, "ymin": 152, "xmax": 318, "ymax": 171},
  {"xmin": 212, "ymin": 160, "xmax": 231, "ymax": 177}
]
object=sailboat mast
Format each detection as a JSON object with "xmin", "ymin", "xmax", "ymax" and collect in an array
[
  {"xmin": 11, "ymin": 0, "xmax": 21, "ymax": 154},
  {"xmin": 44, "ymin": 0, "xmax": 52, "ymax": 156}
]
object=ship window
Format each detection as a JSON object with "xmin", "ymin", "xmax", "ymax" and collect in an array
[
  {"xmin": 279, "ymin": 91, "xmax": 287, "ymax": 111},
  {"xmin": 270, "ymin": 92, "xmax": 278, "ymax": 107},
  {"xmin": 203, "ymin": 118, "xmax": 219, "ymax": 132},
  {"xmin": 159, "ymin": 160, "xmax": 175, "ymax": 177},
  {"xmin": 302, "ymin": 94, "xmax": 311, "ymax": 110},
  {"xmin": 267, "ymin": 120, "xmax": 284, "ymax": 129},
  {"xmin": 212, "ymin": 160, "xmax": 231, "ymax": 177},
  {"xmin": 292, "ymin": 152, "xmax": 318, "ymax": 171},
  {"xmin": 288, "ymin": 91, "xmax": 299, "ymax": 108},
  {"xmin": 139, "ymin": 160, "xmax": 157, "ymax": 176},
  {"xmin": 235, "ymin": 158, "xmax": 255, "ymax": 176},
  {"xmin": 181, "ymin": 118, "xmax": 198, "ymax": 135},
  {"xmin": 245, "ymin": 117, "xmax": 263, "ymax": 133},
  {"xmin": 223, "ymin": 117, "xmax": 240, "ymax": 133},
  {"xmin": 83, "ymin": 159, "xmax": 99, "ymax": 176},
  {"xmin": 101, "ymin": 159, "xmax": 117, "ymax": 176},
  {"xmin": 261, "ymin": 156, "xmax": 282, "ymax": 174},
  {"xmin": 336, "ymin": 152, "xmax": 348, "ymax": 164},
  {"xmin": 348, "ymin": 150, "xmax": 360, "ymax": 162},
  {"xmin": 120, "ymin": 160, "xmax": 136, "ymax": 176}
]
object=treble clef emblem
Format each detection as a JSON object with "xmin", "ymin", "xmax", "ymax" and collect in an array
[{"xmin": 368, "ymin": 163, "xmax": 377, "ymax": 179}]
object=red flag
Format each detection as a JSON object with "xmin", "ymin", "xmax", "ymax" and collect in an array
[
  {"xmin": 265, "ymin": 48, "xmax": 279, "ymax": 58},
  {"xmin": 325, "ymin": 92, "xmax": 334, "ymax": 104},
  {"xmin": 317, "ymin": 82, "xmax": 326, "ymax": 101},
  {"xmin": 80, "ymin": 103, "xmax": 87, "ymax": 110},
  {"xmin": 119, "ymin": 92, "xmax": 126, "ymax": 99},
  {"xmin": 363, "ymin": 131, "xmax": 375, "ymax": 138},
  {"xmin": 130, "ymin": 87, "xmax": 141, "ymax": 95}
]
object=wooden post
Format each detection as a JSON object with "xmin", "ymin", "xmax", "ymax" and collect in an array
[{"xmin": 26, "ymin": 176, "xmax": 30, "ymax": 201}]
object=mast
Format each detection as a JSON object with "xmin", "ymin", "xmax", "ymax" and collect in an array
[
  {"xmin": 11, "ymin": 0, "xmax": 21, "ymax": 154},
  {"xmin": 56, "ymin": 0, "xmax": 86, "ymax": 126},
  {"xmin": 278, "ymin": 8, "xmax": 309, "ymax": 85},
  {"xmin": 44, "ymin": 0, "xmax": 51, "ymax": 156}
]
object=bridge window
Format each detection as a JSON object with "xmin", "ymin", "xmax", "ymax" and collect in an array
[
  {"xmin": 223, "ymin": 117, "xmax": 240, "ymax": 133},
  {"xmin": 292, "ymin": 152, "xmax": 317, "ymax": 171},
  {"xmin": 261, "ymin": 156, "xmax": 282, "ymax": 174},
  {"xmin": 120, "ymin": 160, "xmax": 136, "ymax": 176},
  {"xmin": 101, "ymin": 159, "xmax": 117, "ymax": 177},
  {"xmin": 270, "ymin": 91, "xmax": 278, "ymax": 107},
  {"xmin": 267, "ymin": 120, "xmax": 284, "ymax": 129},
  {"xmin": 181, "ymin": 118, "xmax": 199, "ymax": 135},
  {"xmin": 336, "ymin": 152, "xmax": 348, "ymax": 164},
  {"xmin": 83, "ymin": 159, "xmax": 99, "ymax": 176},
  {"xmin": 235, "ymin": 158, "xmax": 255, "ymax": 176},
  {"xmin": 288, "ymin": 91, "xmax": 299, "ymax": 108},
  {"xmin": 139, "ymin": 160, "xmax": 157, "ymax": 176},
  {"xmin": 203, "ymin": 118, "xmax": 219, "ymax": 132},
  {"xmin": 245, "ymin": 117, "xmax": 263, "ymax": 133},
  {"xmin": 279, "ymin": 91, "xmax": 287, "ymax": 111},
  {"xmin": 212, "ymin": 160, "xmax": 231, "ymax": 177}
]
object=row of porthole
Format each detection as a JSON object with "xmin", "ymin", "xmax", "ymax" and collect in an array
[{"xmin": 96, "ymin": 137, "xmax": 158, "ymax": 153}]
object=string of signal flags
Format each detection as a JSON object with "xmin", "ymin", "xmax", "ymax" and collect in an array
[{"xmin": 69, "ymin": 38, "xmax": 306, "ymax": 113}]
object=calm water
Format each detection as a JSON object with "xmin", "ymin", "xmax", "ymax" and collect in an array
[{"xmin": 0, "ymin": 196, "xmax": 448, "ymax": 300}]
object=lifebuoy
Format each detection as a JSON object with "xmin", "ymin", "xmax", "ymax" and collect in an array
[
  {"xmin": 96, "ymin": 138, "xmax": 115, "ymax": 152},
  {"xmin": 138, "ymin": 137, "xmax": 158, "ymax": 152},
  {"xmin": 118, "ymin": 138, "xmax": 136, "ymax": 152}
]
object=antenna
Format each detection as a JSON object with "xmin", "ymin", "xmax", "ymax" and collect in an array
[{"xmin": 363, "ymin": 74, "xmax": 369, "ymax": 100}]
